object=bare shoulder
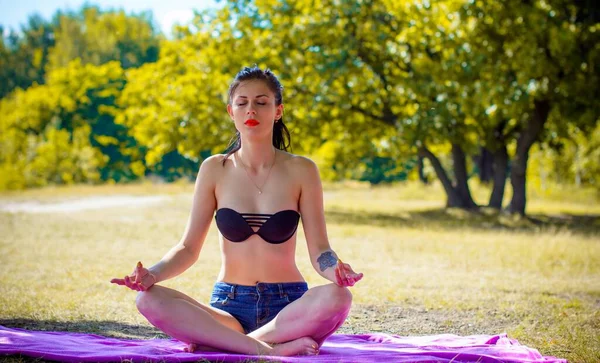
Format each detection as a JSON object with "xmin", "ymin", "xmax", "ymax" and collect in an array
[
  {"xmin": 280, "ymin": 151, "xmax": 315, "ymax": 168},
  {"xmin": 281, "ymin": 152, "xmax": 320, "ymax": 182},
  {"xmin": 201, "ymin": 153, "xmax": 228, "ymax": 167},
  {"xmin": 197, "ymin": 154, "xmax": 228, "ymax": 180}
]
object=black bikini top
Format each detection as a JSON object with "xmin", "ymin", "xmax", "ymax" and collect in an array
[{"xmin": 215, "ymin": 208, "xmax": 300, "ymax": 244}]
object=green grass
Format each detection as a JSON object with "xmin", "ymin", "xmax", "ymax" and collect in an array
[{"xmin": 1, "ymin": 181, "xmax": 599, "ymax": 362}]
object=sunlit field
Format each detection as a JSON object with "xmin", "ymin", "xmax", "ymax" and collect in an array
[{"xmin": 1, "ymin": 181, "xmax": 599, "ymax": 363}]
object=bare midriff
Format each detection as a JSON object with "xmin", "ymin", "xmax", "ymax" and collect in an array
[{"xmin": 216, "ymin": 234, "xmax": 305, "ymax": 285}]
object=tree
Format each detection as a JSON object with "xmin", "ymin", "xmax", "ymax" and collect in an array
[
  {"xmin": 460, "ymin": 0, "xmax": 600, "ymax": 214},
  {"xmin": 47, "ymin": 5, "xmax": 161, "ymax": 71},
  {"xmin": 0, "ymin": 14, "xmax": 54, "ymax": 98},
  {"xmin": 0, "ymin": 6, "xmax": 161, "ymax": 99},
  {"xmin": 116, "ymin": 6, "xmax": 268, "ymax": 174},
  {"xmin": 0, "ymin": 60, "xmax": 142, "ymax": 189},
  {"xmin": 0, "ymin": 84, "xmax": 105, "ymax": 188},
  {"xmin": 220, "ymin": 0, "xmax": 481, "ymax": 207}
]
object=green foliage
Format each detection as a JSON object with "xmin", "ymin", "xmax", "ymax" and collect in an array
[
  {"xmin": 530, "ymin": 123, "xmax": 600, "ymax": 191},
  {"xmin": 0, "ymin": 15, "xmax": 54, "ymax": 99},
  {"xmin": 47, "ymin": 5, "xmax": 161, "ymax": 71},
  {"xmin": 0, "ymin": 84, "xmax": 106, "ymax": 189},
  {"xmin": 115, "ymin": 31, "xmax": 232, "ymax": 173},
  {"xmin": 0, "ymin": 0, "xmax": 598, "ymax": 197},
  {"xmin": 0, "ymin": 60, "xmax": 146, "ymax": 189},
  {"xmin": 0, "ymin": 5, "xmax": 160, "ymax": 99},
  {"xmin": 23, "ymin": 126, "xmax": 104, "ymax": 186},
  {"xmin": 358, "ymin": 156, "xmax": 412, "ymax": 185}
]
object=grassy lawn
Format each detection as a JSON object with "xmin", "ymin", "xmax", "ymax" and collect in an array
[{"xmin": 0, "ymin": 181, "xmax": 599, "ymax": 362}]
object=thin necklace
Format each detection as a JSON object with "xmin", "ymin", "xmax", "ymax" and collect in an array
[{"xmin": 237, "ymin": 149, "xmax": 277, "ymax": 195}]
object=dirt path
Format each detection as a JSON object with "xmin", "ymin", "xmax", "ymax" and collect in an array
[{"xmin": 0, "ymin": 195, "xmax": 168, "ymax": 213}]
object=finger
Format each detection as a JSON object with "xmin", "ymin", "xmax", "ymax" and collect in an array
[
  {"xmin": 337, "ymin": 261, "xmax": 349, "ymax": 284},
  {"xmin": 125, "ymin": 282, "xmax": 136, "ymax": 290},
  {"xmin": 124, "ymin": 275, "xmax": 136, "ymax": 290},
  {"xmin": 347, "ymin": 273, "xmax": 363, "ymax": 286},
  {"xmin": 110, "ymin": 278, "xmax": 125, "ymax": 285},
  {"xmin": 135, "ymin": 262, "xmax": 144, "ymax": 284}
]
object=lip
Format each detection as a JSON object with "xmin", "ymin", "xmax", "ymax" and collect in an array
[{"xmin": 244, "ymin": 119, "xmax": 260, "ymax": 126}]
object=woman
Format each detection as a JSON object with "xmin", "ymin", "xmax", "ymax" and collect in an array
[{"xmin": 111, "ymin": 66, "xmax": 363, "ymax": 357}]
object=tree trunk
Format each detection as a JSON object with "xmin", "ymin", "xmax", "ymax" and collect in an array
[
  {"xmin": 418, "ymin": 146, "xmax": 464, "ymax": 208},
  {"xmin": 417, "ymin": 155, "xmax": 428, "ymax": 184},
  {"xmin": 488, "ymin": 144, "xmax": 508, "ymax": 209},
  {"xmin": 508, "ymin": 100, "xmax": 551, "ymax": 215},
  {"xmin": 451, "ymin": 143, "xmax": 478, "ymax": 209},
  {"xmin": 475, "ymin": 147, "xmax": 494, "ymax": 183}
]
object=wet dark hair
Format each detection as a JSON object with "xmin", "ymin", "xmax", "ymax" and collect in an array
[{"xmin": 222, "ymin": 66, "xmax": 291, "ymax": 165}]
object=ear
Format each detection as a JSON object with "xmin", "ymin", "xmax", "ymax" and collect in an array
[
  {"xmin": 275, "ymin": 104, "xmax": 284, "ymax": 121},
  {"xmin": 227, "ymin": 104, "xmax": 234, "ymax": 120}
]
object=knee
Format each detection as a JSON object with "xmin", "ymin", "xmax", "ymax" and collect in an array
[
  {"xmin": 135, "ymin": 291, "xmax": 150, "ymax": 313},
  {"xmin": 317, "ymin": 284, "xmax": 353, "ymax": 315},
  {"xmin": 135, "ymin": 289, "xmax": 162, "ymax": 317},
  {"xmin": 331, "ymin": 285, "xmax": 353, "ymax": 311}
]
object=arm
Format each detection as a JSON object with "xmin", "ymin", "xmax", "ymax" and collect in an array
[
  {"xmin": 147, "ymin": 155, "xmax": 220, "ymax": 284},
  {"xmin": 297, "ymin": 158, "xmax": 362, "ymax": 286}
]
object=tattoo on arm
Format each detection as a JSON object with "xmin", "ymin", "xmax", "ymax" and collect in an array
[{"xmin": 317, "ymin": 251, "xmax": 338, "ymax": 272}]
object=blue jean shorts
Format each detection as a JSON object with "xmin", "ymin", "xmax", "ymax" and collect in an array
[{"xmin": 209, "ymin": 281, "xmax": 309, "ymax": 333}]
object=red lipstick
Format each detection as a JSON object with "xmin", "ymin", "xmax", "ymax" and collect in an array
[{"xmin": 245, "ymin": 119, "xmax": 260, "ymax": 126}]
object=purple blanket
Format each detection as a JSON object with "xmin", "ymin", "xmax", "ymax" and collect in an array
[{"xmin": 0, "ymin": 325, "xmax": 566, "ymax": 362}]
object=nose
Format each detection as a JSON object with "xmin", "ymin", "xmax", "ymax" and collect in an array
[{"xmin": 246, "ymin": 108, "xmax": 257, "ymax": 115}]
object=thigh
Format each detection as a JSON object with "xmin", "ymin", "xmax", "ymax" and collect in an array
[
  {"xmin": 248, "ymin": 284, "xmax": 330, "ymax": 342},
  {"xmin": 209, "ymin": 286, "xmax": 258, "ymax": 334},
  {"xmin": 256, "ymin": 282, "xmax": 308, "ymax": 331},
  {"xmin": 148, "ymin": 285, "xmax": 245, "ymax": 334},
  {"xmin": 267, "ymin": 284, "xmax": 330, "ymax": 321}
]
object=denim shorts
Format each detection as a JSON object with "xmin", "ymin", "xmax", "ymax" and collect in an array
[{"xmin": 209, "ymin": 281, "xmax": 309, "ymax": 333}]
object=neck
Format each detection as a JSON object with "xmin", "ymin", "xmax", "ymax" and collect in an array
[{"xmin": 237, "ymin": 140, "xmax": 276, "ymax": 170}]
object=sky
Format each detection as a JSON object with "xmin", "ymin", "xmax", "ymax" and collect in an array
[{"xmin": 0, "ymin": 0, "xmax": 221, "ymax": 37}]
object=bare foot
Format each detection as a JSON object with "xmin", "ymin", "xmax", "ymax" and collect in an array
[
  {"xmin": 184, "ymin": 343, "xmax": 197, "ymax": 353},
  {"xmin": 269, "ymin": 337, "xmax": 319, "ymax": 356},
  {"xmin": 183, "ymin": 342, "xmax": 222, "ymax": 353}
]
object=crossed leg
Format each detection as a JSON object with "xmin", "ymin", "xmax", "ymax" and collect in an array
[
  {"xmin": 248, "ymin": 283, "xmax": 353, "ymax": 347},
  {"xmin": 135, "ymin": 285, "xmax": 318, "ymax": 356}
]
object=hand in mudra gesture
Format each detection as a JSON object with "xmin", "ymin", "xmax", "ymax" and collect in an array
[
  {"xmin": 111, "ymin": 261, "xmax": 156, "ymax": 291},
  {"xmin": 335, "ymin": 259, "xmax": 363, "ymax": 287}
]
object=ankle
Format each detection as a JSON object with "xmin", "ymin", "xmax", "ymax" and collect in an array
[{"xmin": 256, "ymin": 341, "xmax": 273, "ymax": 355}]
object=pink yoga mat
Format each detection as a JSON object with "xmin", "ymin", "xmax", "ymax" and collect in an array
[{"xmin": 0, "ymin": 325, "xmax": 567, "ymax": 362}]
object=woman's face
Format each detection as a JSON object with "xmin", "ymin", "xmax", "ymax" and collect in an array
[{"xmin": 227, "ymin": 80, "xmax": 283, "ymax": 138}]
